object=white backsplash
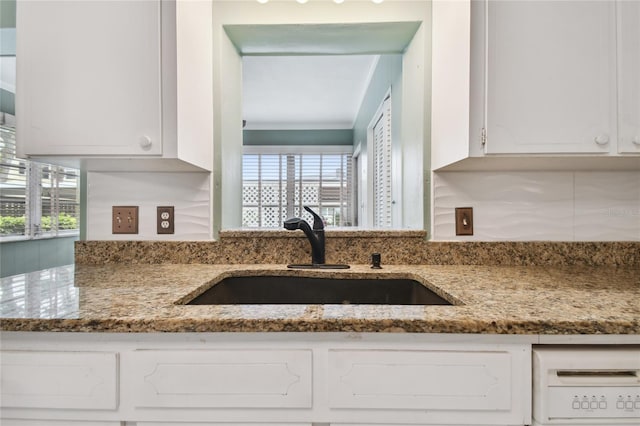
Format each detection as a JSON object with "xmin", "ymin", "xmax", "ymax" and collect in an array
[
  {"xmin": 433, "ymin": 171, "xmax": 640, "ymax": 241},
  {"xmin": 87, "ymin": 172, "xmax": 211, "ymax": 240},
  {"xmin": 87, "ymin": 170, "xmax": 639, "ymax": 242}
]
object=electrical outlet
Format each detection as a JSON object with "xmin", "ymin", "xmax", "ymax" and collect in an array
[
  {"xmin": 157, "ymin": 206, "xmax": 175, "ymax": 234},
  {"xmin": 455, "ymin": 207, "xmax": 473, "ymax": 236},
  {"xmin": 112, "ymin": 206, "xmax": 139, "ymax": 234}
]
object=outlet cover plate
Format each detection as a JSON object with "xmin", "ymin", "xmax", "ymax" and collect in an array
[
  {"xmin": 112, "ymin": 206, "xmax": 139, "ymax": 234},
  {"xmin": 157, "ymin": 206, "xmax": 175, "ymax": 234}
]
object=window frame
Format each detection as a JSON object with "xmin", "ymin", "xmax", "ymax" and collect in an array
[
  {"xmin": 242, "ymin": 145, "xmax": 354, "ymax": 229},
  {"xmin": 0, "ymin": 114, "xmax": 80, "ymax": 243}
]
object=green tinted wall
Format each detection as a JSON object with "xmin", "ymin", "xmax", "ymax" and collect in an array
[
  {"xmin": 352, "ymin": 54, "xmax": 402, "ymax": 148},
  {"xmin": 0, "ymin": 236, "xmax": 78, "ymax": 278},
  {"xmin": 243, "ymin": 129, "xmax": 353, "ymax": 146}
]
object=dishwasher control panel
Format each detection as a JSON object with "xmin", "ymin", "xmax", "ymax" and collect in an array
[
  {"xmin": 533, "ymin": 346, "xmax": 640, "ymax": 425},
  {"xmin": 548, "ymin": 387, "xmax": 640, "ymax": 418}
]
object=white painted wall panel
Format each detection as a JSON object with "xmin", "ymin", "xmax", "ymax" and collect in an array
[
  {"xmin": 433, "ymin": 171, "xmax": 574, "ymax": 240},
  {"xmin": 433, "ymin": 171, "xmax": 640, "ymax": 241},
  {"xmin": 87, "ymin": 172, "xmax": 211, "ymax": 240},
  {"xmin": 574, "ymin": 172, "xmax": 640, "ymax": 241}
]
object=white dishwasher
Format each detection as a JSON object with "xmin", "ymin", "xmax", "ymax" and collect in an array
[{"xmin": 533, "ymin": 346, "xmax": 640, "ymax": 426}]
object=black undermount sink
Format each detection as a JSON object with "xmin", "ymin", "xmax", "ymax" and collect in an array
[{"xmin": 186, "ymin": 276, "xmax": 452, "ymax": 306}]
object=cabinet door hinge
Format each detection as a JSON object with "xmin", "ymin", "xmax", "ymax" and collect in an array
[{"xmin": 481, "ymin": 128, "xmax": 487, "ymax": 146}]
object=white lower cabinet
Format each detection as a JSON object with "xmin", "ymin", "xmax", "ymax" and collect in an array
[
  {"xmin": 0, "ymin": 422, "xmax": 121, "ymax": 426},
  {"xmin": 329, "ymin": 349, "xmax": 511, "ymax": 410},
  {"xmin": 130, "ymin": 349, "xmax": 312, "ymax": 409},
  {"xmin": 0, "ymin": 333, "xmax": 533, "ymax": 425},
  {"xmin": 327, "ymin": 347, "xmax": 530, "ymax": 426},
  {"xmin": 137, "ymin": 424, "xmax": 310, "ymax": 426},
  {"xmin": 0, "ymin": 351, "xmax": 118, "ymax": 410}
]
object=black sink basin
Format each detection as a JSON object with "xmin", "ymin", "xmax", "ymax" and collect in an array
[{"xmin": 186, "ymin": 276, "xmax": 452, "ymax": 305}]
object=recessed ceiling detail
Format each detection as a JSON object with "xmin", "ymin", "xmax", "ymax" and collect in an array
[
  {"xmin": 243, "ymin": 55, "xmax": 379, "ymax": 130},
  {"xmin": 224, "ymin": 21, "xmax": 421, "ymax": 55},
  {"xmin": 234, "ymin": 21, "xmax": 419, "ymax": 130}
]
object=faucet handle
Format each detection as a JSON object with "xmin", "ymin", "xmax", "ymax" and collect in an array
[{"xmin": 303, "ymin": 206, "xmax": 324, "ymax": 230}]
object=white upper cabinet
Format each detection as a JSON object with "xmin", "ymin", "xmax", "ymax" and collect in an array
[
  {"xmin": 16, "ymin": 0, "xmax": 212, "ymax": 171},
  {"xmin": 618, "ymin": 0, "xmax": 640, "ymax": 154},
  {"xmin": 431, "ymin": 0, "xmax": 640, "ymax": 171},
  {"xmin": 17, "ymin": 0, "xmax": 162, "ymax": 156},
  {"xmin": 485, "ymin": 0, "xmax": 616, "ymax": 154}
]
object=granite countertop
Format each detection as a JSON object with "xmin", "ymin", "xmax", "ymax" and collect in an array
[{"xmin": 1, "ymin": 263, "xmax": 638, "ymax": 334}]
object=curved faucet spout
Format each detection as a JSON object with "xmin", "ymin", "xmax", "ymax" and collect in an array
[{"xmin": 284, "ymin": 207, "xmax": 325, "ymax": 264}]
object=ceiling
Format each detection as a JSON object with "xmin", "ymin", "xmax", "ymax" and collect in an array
[
  {"xmin": 230, "ymin": 22, "xmax": 421, "ymax": 130},
  {"xmin": 242, "ymin": 55, "xmax": 378, "ymax": 130}
]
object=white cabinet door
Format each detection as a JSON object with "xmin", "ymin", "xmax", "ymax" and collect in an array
[
  {"xmin": 138, "ymin": 423, "xmax": 310, "ymax": 426},
  {"xmin": 130, "ymin": 349, "xmax": 313, "ymax": 409},
  {"xmin": 485, "ymin": 0, "xmax": 616, "ymax": 154},
  {"xmin": 618, "ymin": 0, "xmax": 640, "ymax": 153},
  {"xmin": 327, "ymin": 347, "xmax": 531, "ymax": 426},
  {"xmin": 1, "ymin": 421, "xmax": 120, "ymax": 426},
  {"xmin": 16, "ymin": 0, "xmax": 162, "ymax": 156},
  {"xmin": 0, "ymin": 350, "xmax": 118, "ymax": 410},
  {"xmin": 328, "ymin": 349, "xmax": 511, "ymax": 411}
]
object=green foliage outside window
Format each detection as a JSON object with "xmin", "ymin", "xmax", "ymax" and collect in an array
[
  {"xmin": 0, "ymin": 215, "xmax": 24, "ymax": 235},
  {"xmin": 0, "ymin": 212, "xmax": 78, "ymax": 235}
]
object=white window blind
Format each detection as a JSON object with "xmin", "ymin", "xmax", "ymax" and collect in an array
[
  {"xmin": 372, "ymin": 96, "xmax": 392, "ymax": 228},
  {"xmin": 0, "ymin": 119, "xmax": 26, "ymax": 236},
  {"xmin": 242, "ymin": 147, "xmax": 353, "ymax": 228},
  {"xmin": 0, "ymin": 114, "xmax": 80, "ymax": 239}
]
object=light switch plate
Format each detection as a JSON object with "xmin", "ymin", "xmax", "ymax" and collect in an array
[
  {"xmin": 455, "ymin": 207, "xmax": 473, "ymax": 236},
  {"xmin": 112, "ymin": 206, "xmax": 139, "ymax": 234}
]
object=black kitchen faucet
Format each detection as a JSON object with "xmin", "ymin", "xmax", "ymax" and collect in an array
[{"xmin": 284, "ymin": 206, "xmax": 325, "ymax": 265}]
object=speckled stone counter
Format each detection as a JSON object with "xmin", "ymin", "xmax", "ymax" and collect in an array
[
  {"xmin": 1, "ymin": 263, "xmax": 638, "ymax": 334},
  {"xmin": 75, "ymin": 232, "xmax": 640, "ymax": 266}
]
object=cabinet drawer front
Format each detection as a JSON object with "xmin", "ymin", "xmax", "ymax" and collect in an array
[
  {"xmin": 2, "ymin": 421, "xmax": 120, "ymax": 426},
  {"xmin": 131, "ymin": 349, "xmax": 312, "ymax": 408},
  {"xmin": 139, "ymin": 424, "xmax": 311, "ymax": 426},
  {"xmin": 328, "ymin": 349, "xmax": 512, "ymax": 410},
  {"xmin": 0, "ymin": 351, "xmax": 118, "ymax": 410}
]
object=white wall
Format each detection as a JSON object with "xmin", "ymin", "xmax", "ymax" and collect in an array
[
  {"xmin": 213, "ymin": 10, "xmax": 244, "ymax": 231},
  {"xmin": 402, "ymin": 22, "xmax": 430, "ymax": 229},
  {"xmin": 212, "ymin": 0, "xmax": 431, "ymax": 231},
  {"xmin": 175, "ymin": 0, "xmax": 213, "ymax": 171},
  {"xmin": 87, "ymin": 172, "xmax": 211, "ymax": 240},
  {"xmin": 430, "ymin": 0, "xmax": 472, "ymax": 171},
  {"xmin": 433, "ymin": 171, "xmax": 640, "ymax": 241}
]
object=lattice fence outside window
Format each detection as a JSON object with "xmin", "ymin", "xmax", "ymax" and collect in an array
[{"xmin": 242, "ymin": 149, "xmax": 353, "ymax": 228}]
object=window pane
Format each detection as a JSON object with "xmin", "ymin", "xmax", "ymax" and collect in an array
[
  {"xmin": 0, "ymin": 123, "xmax": 26, "ymax": 236},
  {"xmin": 0, "ymin": 118, "xmax": 80, "ymax": 239},
  {"xmin": 58, "ymin": 167, "xmax": 80, "ymax": 232},
  {"xmin": 242, "ymin": 149, "xmax": 353, "ymax": 229}
]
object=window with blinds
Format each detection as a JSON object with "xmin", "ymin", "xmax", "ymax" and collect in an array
[
  {"xmin": 242, "ymin": 147, "xmax": 353, "ymax": 228},
  {"xmin": 0, "ymin": 114, "xmax": 80, "ymax": 239}
]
